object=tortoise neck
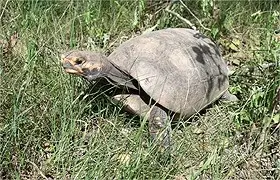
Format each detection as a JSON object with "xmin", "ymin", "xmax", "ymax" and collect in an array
[{"xmin": 103, "ymin": 59, "xmax": 137, "ymax": 90}]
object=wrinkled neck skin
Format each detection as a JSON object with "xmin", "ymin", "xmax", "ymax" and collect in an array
[{"xmin": 101, "ymin": 59, "xmax": 137, "ymax": 91}]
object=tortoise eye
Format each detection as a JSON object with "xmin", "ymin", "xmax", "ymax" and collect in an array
[{"xmin": 74, "ymin": 57, "xmax": 84, "ymax": 65}]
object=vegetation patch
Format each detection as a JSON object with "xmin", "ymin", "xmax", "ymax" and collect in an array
[{"xmin": 0, "ymin": 0, "xmax": 279, "ymax": 179}]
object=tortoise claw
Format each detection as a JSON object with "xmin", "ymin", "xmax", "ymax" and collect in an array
[{"xmin": 220, "ymin": 90, "xmax": 239, "ymax": 102}]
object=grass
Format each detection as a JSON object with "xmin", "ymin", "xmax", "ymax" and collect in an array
[{"xmin": 0, "ymin": 0, "xmax": 279, "ymax": 179}]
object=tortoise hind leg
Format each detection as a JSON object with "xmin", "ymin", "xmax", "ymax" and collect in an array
[{"xmin": 149, "ymin": 106, "xmax": 171, "ymax": 150}]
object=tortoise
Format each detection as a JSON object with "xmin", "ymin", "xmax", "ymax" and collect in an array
[{"xmin": 61, "ymin": 28, "xmax": 237, "ymax": 148}]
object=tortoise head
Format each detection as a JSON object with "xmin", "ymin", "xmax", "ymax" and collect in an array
[{"xmin": 61, "ymin": 50, "xmax": 108, "ymax": 81}]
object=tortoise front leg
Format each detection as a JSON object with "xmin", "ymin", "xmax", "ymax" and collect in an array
[
  {"xmin": 113, "ymin": 94, "xmax": 172, "ymax": 149},
  {"xmin": 149, "ymin": 106, "xmax": 171, "ymax": 150}
]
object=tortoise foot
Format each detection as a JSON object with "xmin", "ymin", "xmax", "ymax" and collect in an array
[{"xmin": 149, "ymin": 106, "xmax": 171, "ymax": 151}]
